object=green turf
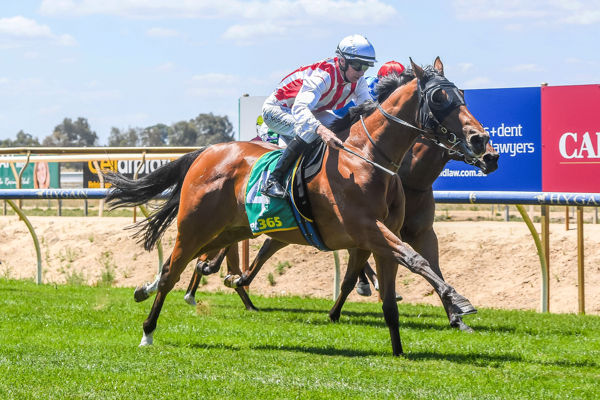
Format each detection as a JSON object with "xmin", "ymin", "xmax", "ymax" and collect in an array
[{"xmin": 1, "ymin": 279, "xmax": 598, "ymax": 399}]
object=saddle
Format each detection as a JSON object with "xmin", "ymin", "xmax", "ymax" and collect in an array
[{"xmin": 245, "ymin": 142, "xmax": 330, "ymax": 251}]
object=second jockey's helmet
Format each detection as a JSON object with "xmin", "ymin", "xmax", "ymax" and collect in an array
[
  {"xmin": 336, "ymin": 34, "xmax": 376, "ymax": 66},
  {"xmin": 378, "ymin": 61, "xmax": 405, "ymax": 78}
]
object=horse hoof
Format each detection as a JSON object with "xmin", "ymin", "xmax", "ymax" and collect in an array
[
  {"xmin": 449, "ymin": 292, "xmax": 477, "ymax": 316},
  {"xmin": 134, "ymin": 286, "xmax": 150, "ymax": 302},
  {"xmin": 246, "ymin": 306, "xmax": 259, "ymax": 312},
  {"xmin": 224, "ymin": 274, "xmax": 241, "ymax": 288},
  {"xmin": 139, "ymin": 332, "xmax": 153, "ymax": 346},
  {"xmin": 451, "ymin": 319, "xmax": 474, "ymax": 333},
  {"xmin": 455, "ymin": 303, "xmax": 477, "ymax": 317},
  {"xmin": 184, "ymin": 293, "xmax": 196, "ymax": 306}
]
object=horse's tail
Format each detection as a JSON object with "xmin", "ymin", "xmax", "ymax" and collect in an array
[{"xmin": 105, "ymin": 148, "xmax": 205, "ymax": 251}]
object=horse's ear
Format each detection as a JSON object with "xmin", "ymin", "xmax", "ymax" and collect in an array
[
  {"xmin": 433, "ymin": 56, "xmax": 444, "ymax": 76},
  {"xmin": 410, "ymin": 58, "xmax": 424, "ymax": 79}
]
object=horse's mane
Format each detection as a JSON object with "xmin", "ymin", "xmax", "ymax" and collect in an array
[{"xmin": 330, "ymin": 70, "xmax": 416, "ymax": 133}]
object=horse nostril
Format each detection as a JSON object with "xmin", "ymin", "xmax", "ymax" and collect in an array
[
  {"xmin": 482, "ymin": 152, "xmax": 499, "ymax": 173},
  {"xmin": 469, "ymin": 133, "xmax": 488, "ymax": 155}
]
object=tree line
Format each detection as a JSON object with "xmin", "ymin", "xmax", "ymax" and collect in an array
[{"xmin": 0, "ymin": 113, "xmax": 234, "ymax": 147}]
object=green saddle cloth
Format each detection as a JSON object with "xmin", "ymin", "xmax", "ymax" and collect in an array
[{"xmin": 245, "ymin": 150, "xmax": 298, "ymax": 235}]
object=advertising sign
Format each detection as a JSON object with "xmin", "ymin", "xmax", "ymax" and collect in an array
[
  {"xmin": 83, "ymin": 159, "xmax": 170, "ymax": 188},
  {"xmin": 0, "ymin": 161, "xmax": 60, "ymax": 189},
  {"xmin": 239, "ymin": 95, "xmax": 267, "ymax": 142},
  {"xmin": 433, "ymin": 87, "xmax": 542, "ymax": 191},
  {"xmin": 541, "ymin": 84, "xmax": 600, "ymax": 192}
]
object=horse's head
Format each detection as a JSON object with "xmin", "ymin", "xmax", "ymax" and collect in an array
[{"xmin": 410, "ymin": 57, "xmax": 490, "ymax": 160}]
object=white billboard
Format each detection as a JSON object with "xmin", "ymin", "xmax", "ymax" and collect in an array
[{"xmin": 238, "ymin": 95, "xmax": 267, "ymax": 141}]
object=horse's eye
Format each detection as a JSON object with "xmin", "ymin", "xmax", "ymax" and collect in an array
[{"xmin": 431, "ymin": 89, "xmax": 449, "ymax": 105}]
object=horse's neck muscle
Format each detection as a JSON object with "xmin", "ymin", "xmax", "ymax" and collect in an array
[
  {"xmin": 400, "ymin": 140, "xmax": 450, "ymax": 191},
  {"xmin": 365, "ymin": 81, "xmax": 421, "ymax": 168}
]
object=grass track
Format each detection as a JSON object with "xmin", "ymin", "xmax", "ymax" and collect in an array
[{"xmin": 1, "ymin": 279, "xmax": 599, "ymax": 399}]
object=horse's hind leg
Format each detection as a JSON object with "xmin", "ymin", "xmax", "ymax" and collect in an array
[
  {"xmin": 329, "ymin": 248, "xmax": 372, "ymax": 322},
  {"xmin": 140, "ymin": 217, "xmax": 237, "ymax": 345},
  {"xmin": 134, "ymin": 254, "xmax": 172, "ymax": 302}
]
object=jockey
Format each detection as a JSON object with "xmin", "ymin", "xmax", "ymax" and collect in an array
[{"xmin": 260, "ymin": 34, "xmax": 377, "ymax": 198}]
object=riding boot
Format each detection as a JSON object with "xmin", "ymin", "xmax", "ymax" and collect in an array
[{"xmin": 261, "ymin": 136, "xmax": 309, "ymax": 198}]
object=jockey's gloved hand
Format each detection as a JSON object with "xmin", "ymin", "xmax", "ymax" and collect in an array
[{"xmin": 317, "ymin": 125, "xmax": 343, "ymax": 149}]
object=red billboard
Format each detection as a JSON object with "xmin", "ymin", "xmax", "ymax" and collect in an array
[{"xmin": 541, "ymin": 85, "xmax": 600, "ymax": 192}]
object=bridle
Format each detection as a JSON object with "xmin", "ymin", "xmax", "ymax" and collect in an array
[{"xmin": 359, "ymin": 70, "xmax": 478, "ymax": 170}]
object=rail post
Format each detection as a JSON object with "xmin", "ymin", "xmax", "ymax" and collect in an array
[
  {"xmin": 540, "ymin": 205, "xmax": 550, "ymax": 312},
  {"xmin": 92, "ymin": 161, "xmax": 105, "ymax": 217},
  {"xmin": 516, "ymin": 205, "xmax": 549, "ymax": 313},
  {"xmin": 6, "ymin": 200, "xmax": 42, "ymax": 284},
  {"xmin": 577, "ymin": 206, "xmax": 585, "ymax": 314}
]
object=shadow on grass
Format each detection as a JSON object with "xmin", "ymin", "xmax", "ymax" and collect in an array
[
  {"xmin": 407, "ymin": 351, "xmax": 599, "ymax": 368},
  {"xmin": 214, "ymin": 302, "xmax": 592, "ymax": 336},
  {"xmin": 252, "ymin": 344, "xmax": 599, "ymax": 369},
  {"xmin": 248, "ymin": 306, "xmax": 445, "ymax": 322},
  {"xmin": 252, "ymin": 344, "xmax": 384, "ymax": 358},
  {"xmin": 225, "ymin": 305, "xmax": 525, "ymax": 334},
  {"xmin": 161, "ymin": 341, "xmax": 242, "ymax": 352},
  {"xmin": 158, "ymin": 336, "xmax": 600, "ymax": 368}
]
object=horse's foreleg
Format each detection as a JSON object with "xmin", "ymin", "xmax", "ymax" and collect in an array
[
  {"xmin": 329, "ymin": 248, "xmax": 372, "ymax": 322},
  {"xmin": 404, "ymin": 227, "xmax": 472, "ymax": 332},
  {"xmin": 362, "ymin": 262, "xmax": 378, "ymax": 288},
  {"xmin": 224, "ymin": 243, "xmax": 239, "ymax": 275},
  {"xmin": 224, "ymin": 238, "xmax": 288, "ymax": 289},
  {"xmin": 373, "ymin": 254, "xmax": 402, "ymax": 356},
  {"xmin": 184, "ymin": 247, "xmax": 231, "ymax": 306},
  {"xmin": 366, "ymin": 221, "xmax": 476, "ymax": 317},
  {"xmin": 203, "ymin": 247, "xmax": 229, "ymax": 275},
  {"xmin": 221, "ymin": 243, "xmax": 258, "ymax": 311},
  {"xmin": 183, "ymin": 258, "xmax": 205, "ymax": 306}
]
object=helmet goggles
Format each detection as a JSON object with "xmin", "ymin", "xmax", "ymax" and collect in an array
[{"xmin": 347, "ymin": 59, "xmax": 370, "ymax": 72}]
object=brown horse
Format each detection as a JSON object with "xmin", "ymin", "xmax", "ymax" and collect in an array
[
  {"xmin": 180, "ymin": 71, "xmax": 499, "ymax": 330},
  {"xmin": 106, "ymin": 58, "xmax": 489, "ymax": 355},
  {"xmin": 181, "ymin": 140, "xmax": 498, "ymax": 329}
]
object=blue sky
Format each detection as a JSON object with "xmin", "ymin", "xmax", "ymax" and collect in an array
[{"xmin": 1, "ymin": 0, "xmax": 599, "ymax": 144}]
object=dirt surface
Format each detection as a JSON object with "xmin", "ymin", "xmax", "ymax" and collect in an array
[{"xmin": 1, "ymin": 216, "xmax": 599, "ymax": 315}]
